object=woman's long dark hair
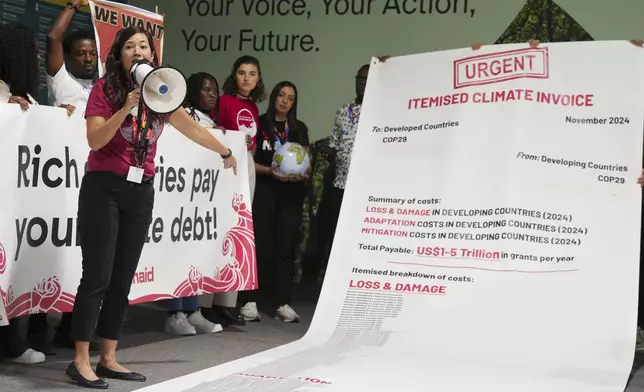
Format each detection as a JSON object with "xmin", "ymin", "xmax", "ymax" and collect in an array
[
  {"xmin": 266, "ymin": 81, "xmax": 303, "ymax": 143},
  {"xmin": 183, "ymin": 72, "xmax": 218, "ymax": 124},
  {"xmin": 103, "ymin": 26, "xmax": 159, "ymax": 111},
  {"xmin": 0, "ymin": 23, "xmax": 39, "ymax": 99},
  {"xmin": 222, "ymin": 55, "xmax": 266, "ymax": 103}
]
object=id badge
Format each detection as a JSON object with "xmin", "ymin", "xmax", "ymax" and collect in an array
[{"xmin": 127, "ymin": 166, "xmax": 144, "ymax": 184}]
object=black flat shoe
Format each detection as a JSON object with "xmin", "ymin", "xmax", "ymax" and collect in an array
[
  {"xmin": 200, "ymin": 307, "xmax": 228, "ymax": 328},
  {"xmin": 96, "ymin": 363, "xmax": 146, "ymax": 382},
  {"xmin": 66, "ymin": 362, "xmax": 109, "ymax": 389},
  {"xmin": 214, "ymin": 305, "xmax": 246, "ymax": 326}
]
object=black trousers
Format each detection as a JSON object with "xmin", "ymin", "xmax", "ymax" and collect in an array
[
  {"xmin": 239, "ymin": 177, "xmax": 304, "ymax": 308},
  {"xmin": 0, "ymin": 320, "xmax": 28, "ymax": 361},
  {"xmin": 301, "ymin": 185, "xmax": 344, "ymax": 284},
  {"xmin": 28, "ymin": 312, "xmax": 72, "ymax": 336},
  {"xmin": 70, "ymin": 171, "xmax": 154, "ymax": 342}
]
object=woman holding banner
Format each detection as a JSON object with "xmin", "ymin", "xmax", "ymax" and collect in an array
[
  {"xmin": 67, "ymin": 26, "xmax": 237, "ymax": 389},
  {"xmin": 0, "ymin": 22, "xmax": 40, "ymax": 110},
  {"xmin": 213, "ymin": 55, "xmax": 265, "ymax": 324},
  {"xmin": 163, "ymin": 72, "xmax": 226, "ymax": 335},
  {"xmin": 0, "ymin": 22, "xmax": 46, "ymax": 366}
]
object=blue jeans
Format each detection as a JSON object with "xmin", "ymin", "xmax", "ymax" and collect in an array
[{"xmin": 167, "ymin": 296, "xmax": 199, "ymax": 313}]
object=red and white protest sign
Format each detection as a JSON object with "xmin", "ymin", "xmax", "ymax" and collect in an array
[{"xmin": 88, "ymin": 0, "xmax": 164, "ymax": 76}]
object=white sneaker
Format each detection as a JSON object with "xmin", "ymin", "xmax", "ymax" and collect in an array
[
  {"xmin": 10, "ymin": 348, "xmax": 45, "ymax": 364},
  {"xmin": 240, "ymin": 302, "xmax": 261, "ymax": 321},
  {"xmin": 276, "ymin": 304, "xmax": 300, "ymax": 323},
  {"xmin": 165, "ymin": 312, "xmax": 197, "ymax": 336},
  {"xmin": 187, "ymin": 309, "xmax": 223, "ymax": 333}
]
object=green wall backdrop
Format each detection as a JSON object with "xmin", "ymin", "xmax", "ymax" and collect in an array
[
  {"xmin": 129, "ymin": 0, "xmax": 644, "ymax": 281},
  {"xmin": 131, "ymin": 0, "xmax": 644, "ymax": 141}
]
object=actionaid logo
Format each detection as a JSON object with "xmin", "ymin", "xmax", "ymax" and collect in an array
[
  {"xmin": 132, "ymin": 267, "xmax": 155, "ymax": 285},
  {"xmin": 32, "ymin": 277, "xmax": 62, "ymax": 312},
  {"xmin": 453, "ymin": 47, "xmax": 549, "ymax": 89},
  {"xmin": 0, "ymin": 241, "xmax": 6, "ymax": 275}
]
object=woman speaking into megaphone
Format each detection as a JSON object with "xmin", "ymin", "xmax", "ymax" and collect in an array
[{"xmin": 65, "ymin": 26, "xmax": 236, "ymax": 389}]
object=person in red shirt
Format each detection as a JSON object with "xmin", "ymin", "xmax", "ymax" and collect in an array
[
  {"xmin": 66, "ymin": 26, "xmax": 237, "ymax": 389},
  {"xmin": 212, "ymin": 55, "xmax": 266, "ymax": 324}
]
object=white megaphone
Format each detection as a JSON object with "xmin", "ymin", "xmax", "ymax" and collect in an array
[{"xmin": 129, "ymin": 59, "xmax": 187, "ymax": 115}]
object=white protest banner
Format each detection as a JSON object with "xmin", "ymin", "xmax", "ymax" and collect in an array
[
  {"xmin": 136, "ymin": 41, "xmax": 644, "ymax": 392},
  {"xmin": 0, "ymin": 105, "xmax": 256, "ymax": 326}
]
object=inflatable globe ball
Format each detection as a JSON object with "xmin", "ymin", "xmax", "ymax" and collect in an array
[{"xmin": 272, "ymin": 142, "xmax": 310, "ymax": 176}]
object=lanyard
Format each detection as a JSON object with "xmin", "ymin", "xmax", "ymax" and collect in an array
[
  {"xmin": 275, "ymin": 121, "xmax": 289, "ymax": 149},
  {"xmin": 131, "ymin": 106, "xmax": 152, "ymax": 168},
  {"xmin": 347, "ymin": 104, "xmax": 360, "ymax": 126},
  {"xmin": 344, "ymin": 104, "xmax": 360, "ymax": 136}
]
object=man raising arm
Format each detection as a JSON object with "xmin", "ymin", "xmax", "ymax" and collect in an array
[{"xmin": 46, "ymin": 0, "xmax": 97, "ymax": 115}]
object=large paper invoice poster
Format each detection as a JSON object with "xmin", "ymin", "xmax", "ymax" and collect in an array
[{"xmin": 137, "ymin": 41, "xmax": 644, "ymax": 392}]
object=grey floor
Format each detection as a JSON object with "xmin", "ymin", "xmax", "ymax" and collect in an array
[
  {"xmin": 0, "ymin": 302, "xmax": 311, "ymax": 392},
  {"xmin": 2, "ymin": 302, "xmax": 644, "ymax": 392}
]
